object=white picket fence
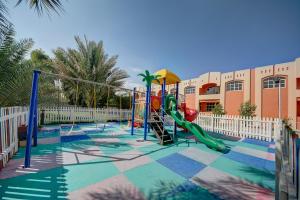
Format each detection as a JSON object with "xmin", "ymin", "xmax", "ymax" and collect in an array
[
  {"xmin": 0, "ymin": 107, "xmax": 28, "ymax": 167},
  {"xmin": 41, "ymin": 107, "xmax": 132, "ymax": 124},
  {"xmin": 0, "ymin": 106, "xmax": 283, "ymax": 168},
  {"xmin": 195, "ymin": 113, "xmax": 282, "ymax": 141}
]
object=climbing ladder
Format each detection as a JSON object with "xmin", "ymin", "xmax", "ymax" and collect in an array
[{"xmin": 148, "ymin": 110, "xmax": 173, "ymax": 145}]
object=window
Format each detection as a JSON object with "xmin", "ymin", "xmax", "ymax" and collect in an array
[
  {"xmin": 205, "ymin": 86, "xmax": 220, "ymax": 94},
  {"xmin": 226, "ymin": 81, "xmax": 243, "ymax": 91},
  {"xmin": 263, "ymin": 77, "xmax": 286, "ymax": 89},
  {"xmin": 206, "ymin": 103, "xmax": 216, "ymax": 111},
  {"xmin": 184, "ymin": 86, "xmax": 195, "ymax": 94}
]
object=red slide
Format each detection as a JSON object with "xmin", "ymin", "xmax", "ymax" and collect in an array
[{"xmin": 180, "ymin": 102, "xmax": 198, "ymax": 122}]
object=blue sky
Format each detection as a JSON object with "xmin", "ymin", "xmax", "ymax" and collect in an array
[{"xmin": 7, "ymin": 0, "xmax": 300, "ymax": 88}]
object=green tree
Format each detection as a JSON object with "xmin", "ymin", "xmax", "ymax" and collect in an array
[
  {"xmin": 0, "ymin": 1, "xmax": 9, "ymax": 39},
  {"xmin": 239, "ymin": 101, "xmax": 257, "ymax": 117},
  {"xmin": 16, "ymin": 0, "xmax": 64, "ymax": 14},
  {"xmin": 1, "ymin": 0, "xmax": 64, "ymax": 37},
  {"xmin": 52, "ymin": 36, "xmax": 129, "ymax": 107},
  {"xmin": 212, "ymin": 103, "xmax": 225, "ymax": 115},
  {"xmin": 0, "ymin": 26, "xmax": 34, "ymax": 106}
]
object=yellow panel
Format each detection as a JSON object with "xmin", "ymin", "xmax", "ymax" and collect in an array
[{"xmin": 153, "ymin": 69, "xmax": 181, "ymax": 85}]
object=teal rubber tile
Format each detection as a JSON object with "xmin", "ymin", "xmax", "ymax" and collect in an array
[
  {"xmin": 13, "ymin": 143, "xmax": 62, "ymax": 159},
  {"xmin": 124, "ymin": 161, "xmax": 186, "ymax": 197},
  {"xmin": 137, "ymin": 144, "xmax": 188, "ymax": 161},
  {"xmin": 63, "ymin": 161, "xmax": 120, "ymax": 192},
  {"xmin": 0, "ymin": 167, "xmax": 68, "ymax": 200},
  {"xmin": 210, "ymin": 156, "xmax": 275, "ymax": 191}
]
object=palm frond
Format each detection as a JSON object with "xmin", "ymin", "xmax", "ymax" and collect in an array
[
  {"xmin": 16, "ymin": 0, "xmax": 64, "ymax": 15},
  {"xmin": 52, "ymin": 35, "xmax": 128, "ymax": 107}
]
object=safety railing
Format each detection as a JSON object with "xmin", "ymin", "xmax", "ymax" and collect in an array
[
  {"xmin": 0, "ymin": 107, "xmax": 28, "ymax": 168},
  {"xmin": 41, "ymin": 107, "xmax": 131, "ymax": 124},
  {"xmin": 196, "ymin": 113, "xmax": 282, "ymax": 141}
]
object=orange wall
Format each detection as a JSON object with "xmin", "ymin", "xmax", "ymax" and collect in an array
[
  {"xmin": 262, "ymin": 85, "xmax": 288, "ymax": 118},
  {"xmin": 225, "ymin": 91, "xmax": 244, "ymax": 115},
  {"xmin": 250, "ymin": 69, "xmax": 255, "ymax": 104},
  {"xmin": 185, "ymin": 94, "xmax": 196, "ymax": 109}
]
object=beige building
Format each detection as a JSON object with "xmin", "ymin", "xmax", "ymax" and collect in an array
[{"xmin": 137, "ymin": 57, "xmax": 300, "ymax": 129}]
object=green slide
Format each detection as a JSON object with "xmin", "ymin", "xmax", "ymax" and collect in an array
[{"xmin": 165, "ymin": 95, "xmax": 227, "ymax": 152}]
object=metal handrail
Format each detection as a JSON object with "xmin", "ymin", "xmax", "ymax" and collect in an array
[{"xmin": 150, "ymin": 109, "xmax": 170, "ymax": 143}]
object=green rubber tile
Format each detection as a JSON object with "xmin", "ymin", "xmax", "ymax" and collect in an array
[
  {"xmin": 124, "ymin": 161, "xmax": 186, "ymax": 197},
  {"xmin": 187, "ymin": 142, "xmax": 222, "ymax": 156},
  {"xmin": 98, "ymin": 141, "xmax": 134, "ymax": 156},
  {"xmin": 38, "ymin": 130, "xmax": 60, "ymax": 139},
  {"xmin": 63, "ymin": 161, "xmax": 120, "ymax": 192},
  {"xmin": 13, "ymin": 143, "xmax": 62, "ymax": 159},
  {"xmin": 224, "ymin": 140, "xmax": 269, "ymax": 152},
  {"xmin": 61, "ymin": 140, "xmax": 97, "ymax": 152},
  {"xmin": 210, "ymin": 156, "xmax": 275, "ymax": 191}
]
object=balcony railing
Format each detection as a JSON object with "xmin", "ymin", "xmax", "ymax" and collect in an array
[{"xmin": 199, "ymin": 87, "xmax": 220, "ymax": 95}]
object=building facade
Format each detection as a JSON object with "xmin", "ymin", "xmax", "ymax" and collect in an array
[{"xmin": 138, "ymin": 57, "xmax": 300, "ymax": 129}]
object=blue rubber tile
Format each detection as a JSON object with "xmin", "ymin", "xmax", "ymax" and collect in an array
[
  {"xmin": 61, "ymin": 134, "xmax": 90, "ymax": 143},
  {"xmin": 268, "ymin": 148, "xmax": 275, "ymax": 153},
  {"xmin": 166, "ymin": 181, "xmax": 222, "ymax": 200},
  {"xmin": 157, "ymin": 153, "xmax": 206, "ymax": 179},
  {"xmin": 242, "ymin": 138, "xmax": 274, "ymax": 147},
  {"xmin": 223, "ymin": 151, "xmax": 275, "ymax": 172}
]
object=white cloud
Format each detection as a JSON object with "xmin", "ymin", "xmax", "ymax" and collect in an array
[
  {"xmin": 128, "ymin": 67, "xmax": 145, "ymax": 73},
  {"xmin": 124, "ymin": 77, "xmax": 144, "ymax": 89}
]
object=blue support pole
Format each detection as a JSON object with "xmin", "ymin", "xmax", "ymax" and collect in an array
[
  {"xmin": 24, "ymin": 70, "xmax": 40, "ymax": 168},
  {"xmin": 131, "ymin": 87, "xmax": 136, "ymax": 135},
  {"xmin": 143, "ymin": 85, "xmax": 150, "ymax": 140},
  {"xmin": 161, "ymin": 78, "xmax": 166, "ymax": 119},
  {"xmin": 148, "ymin": 84, "xmax": 151, "ymax": 133},
  {"xmin": 33, "ymin": 97, "xmax": 38, "ymax": 146},
  {"xmin": 174, "ymin": 82, "xmax": 179, "ymax": 136}
]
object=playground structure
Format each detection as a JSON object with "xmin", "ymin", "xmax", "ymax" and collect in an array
[
  {"xmin": 23, "ymin": 68, "xmax": 227, "ymax": 168},
  {"xmin": 23, "ymin": 70, "xmax": 141, "ymax": 168},
  {"xmin": 1, "ymin": 69, "xmax": 278, "ymax": 200},
  {"xmin": 131, "ymin": 69, "xmax": 227, "ymax": 151}
]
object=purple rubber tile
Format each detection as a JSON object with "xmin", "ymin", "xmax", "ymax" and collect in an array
[
  {"xmin": 191, "ymin": 166, "xmax": 274, "ymax": 200},
  {"xmin": 179, "ymin": 147, "xmax": 220, "ymax": 165},
  {"xmin": 68, "ymin": 174, "xmax": 145, "ymax": 200},
  {"xmin": 157, "ymin": 153, "xmax": 206, "ymax": 179},
  {"xmin": 113, "ymin": 150, "xmax": 153, "ymax": 172}
]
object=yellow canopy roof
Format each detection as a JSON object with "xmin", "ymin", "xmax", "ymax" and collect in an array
[{"xmin": 153, "ymin": 69, "xmax": 181, "ymax": 85}]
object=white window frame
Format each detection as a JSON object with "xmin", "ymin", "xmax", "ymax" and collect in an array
[
  {"xmin": 226, "ymin": 81, "xmax": 243, "ymax": 91},
  {"xmin": 184, "ymin": 86, "xmax": 195, "ymax": 94},
  {"xmin": 263, "ymin": 77, "xmax": 286, "ymax": 89}
]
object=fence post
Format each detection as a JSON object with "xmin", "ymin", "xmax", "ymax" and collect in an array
[{"xmin": 210, "ymin": 115, "xmax": 214, "ymax": 132}]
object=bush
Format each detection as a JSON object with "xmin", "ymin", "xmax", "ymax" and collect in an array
[
  {"xmin": 239, "ymin": 101, "xmax": 256, "ymax": 117},
  {"xmin": 212, "ymin": 104, "xmax": 225, "ymax": 115}
]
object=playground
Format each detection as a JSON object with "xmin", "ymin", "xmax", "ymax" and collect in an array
[
  {"xmin": 0, "ymin": 69, "xmax": 275, "ymax": 199},
  {"xmin": 0, "ymin": 122, "xmax": 275, "ymax": 199}
]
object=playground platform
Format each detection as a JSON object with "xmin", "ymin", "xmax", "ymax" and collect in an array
[{"xmin": 0, "ymin": 123, "xmax": 275, "ymax": 200}]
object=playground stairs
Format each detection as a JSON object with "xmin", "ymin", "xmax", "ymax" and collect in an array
[{"xmin": 148, "ymin": 114, "xmax": 173, "ymax": 145}]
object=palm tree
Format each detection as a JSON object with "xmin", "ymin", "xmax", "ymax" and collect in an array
[
  {"xmin": 0, "ymin": 0, "xmax": 9, "ymax": 40},
  {"xmin": 138, "ymin": 70, "xmax": 160, "ymax": 87},
  {"xmin": 0, "ymin": 26, "xmax": 34, "ymax": 106},
  {"xmin": 16, "ymin": 0, "xmax": 64, "ymax": 15},
  {"xmin": 52, "ymin": 36, "xmax": 129, "ymax": 107},
  {"xmin": 138, "ymin": 70, "xmax": 160, "ymax": 140}
]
